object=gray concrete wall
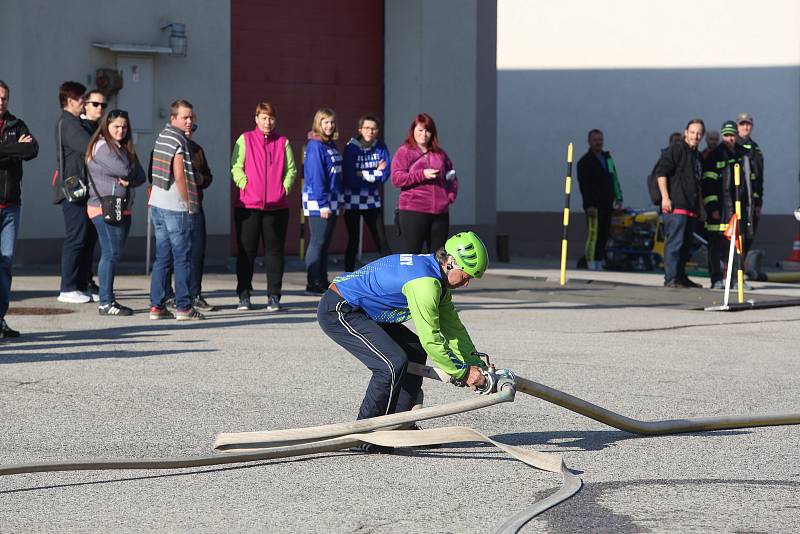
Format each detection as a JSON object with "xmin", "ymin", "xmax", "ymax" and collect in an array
[
  {"xmin": 497, "ymin": 0, "xmax": 800, "ymax": 216},
  {"xmin": 497, "ymin": 67, "xmax": 800, "ymax": 213},
  {"xmin": 384, "ymin": 0, "xmax": 497, "ymax": 235},
  {"xmin": 1, "ymin": 0, "xmax": 230, "ymax": 262}
]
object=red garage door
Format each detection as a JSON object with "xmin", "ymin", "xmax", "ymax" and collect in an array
[{"xmin": 230, "ymin": 0, "xmax": 385, "ymax": 255}]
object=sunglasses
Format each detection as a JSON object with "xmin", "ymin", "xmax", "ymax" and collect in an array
[
  {"xmin": 108, "ymin": 109, "xmax": 129, "ymax": 119},
  {"xmin": 87, "ymin": 101, "xmax": 108, "ymax": 109}
]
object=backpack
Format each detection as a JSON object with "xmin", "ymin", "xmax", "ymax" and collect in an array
[
  {"xmin": 647, "ymin": 170, "xmax": 661, "ymax": 205},
  {"xmin": 646, "ymin": 158, "xmax": 662, "ymax": 206}
]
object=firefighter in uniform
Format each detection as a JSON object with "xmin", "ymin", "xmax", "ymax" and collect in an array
[
  {"xmin": 735, "ymin": 112, "xmax": 764, "ymax": 254},
  {"xmin": 702, "ymin": 120, "xmax": 749, "ymax": 288}
]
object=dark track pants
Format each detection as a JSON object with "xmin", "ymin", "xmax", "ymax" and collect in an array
[{"xmin": 317, "ymin": 289, "xmax": 426, "ymax": 420}]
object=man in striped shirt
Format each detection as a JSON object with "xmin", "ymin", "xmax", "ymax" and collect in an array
[{"xmin": 148, "ymin": 100, "xmax": 203, "ymax": 321}]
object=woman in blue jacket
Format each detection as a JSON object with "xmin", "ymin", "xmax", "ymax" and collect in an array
[
  {"xmin": 341, "ymin": 114, "xmax": 392, "ymax": 272},
  {"xmin": 303, "ymin": 108, "xmax": 342, "ymax": 294}
]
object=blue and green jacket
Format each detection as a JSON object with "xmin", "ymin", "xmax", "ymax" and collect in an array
[{"xmin": 333, "ymin": 254, "xmax": 484, "ymax": 379}]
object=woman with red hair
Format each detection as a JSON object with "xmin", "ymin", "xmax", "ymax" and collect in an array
[{"xmin": 390, "ymin": 113, "xmax": 458, "ymax": 253}]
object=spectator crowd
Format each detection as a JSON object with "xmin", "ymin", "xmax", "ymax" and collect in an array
[
  {"xmin": 0, "ymin": 76, "xmax": 771, "ymax": 339},
  {"xmin": 577, "ymin": 113, "xmax": 765, "ymax": 289},
  {"xmin": 0, "ymin": 80, "xmax": 463, "ymax": 338}
]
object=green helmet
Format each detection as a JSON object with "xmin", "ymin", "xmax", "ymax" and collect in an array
[{"xmin": 444, "ymin": 231, "xmax": 488, "ymax": 278}]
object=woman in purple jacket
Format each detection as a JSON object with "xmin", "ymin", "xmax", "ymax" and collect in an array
[
  {"xmin": 390, "ymin": 113, "xmax": 458, "ymax": 254},
  {"xmin": 85, "ymin": 109, "xmax": 145, "ymax": 316},
  {"xmin": 231, "ymin": 102, "xmax": 297, "ymax": 312}
]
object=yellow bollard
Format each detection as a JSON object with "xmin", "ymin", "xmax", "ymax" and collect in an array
[
  {"xmin": 559, "ymin": 143, "xmax": 573, "ymax": 286},
  {"xmin": 734, "ymin": 164, "xmax": 744, "ymax": 303},
  {"xmin": 299, "ymin": 177, "xmax": 306, "ymax": 262}
]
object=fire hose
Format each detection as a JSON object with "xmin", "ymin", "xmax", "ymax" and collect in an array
[{"xmin": 1, "ymin": 364, "xmax": 799, "ymax": 533}]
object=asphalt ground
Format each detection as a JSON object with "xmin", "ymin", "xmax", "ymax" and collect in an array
[{"xmin": 1, "ymin": 262, "xmax": 799, "ymax": 533}]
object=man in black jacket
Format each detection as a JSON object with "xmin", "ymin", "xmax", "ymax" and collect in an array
[
  {"xmin": 0, "ymin": 80, "xmax": 39, "ymax": 338},
  {"xmin": 654, "ymin": 118, "xmax": 705, "ymax": 288},
  {"xmin": 577, "ymin": 129, "xmax": 623, "ymax": 270},
  {"xmin": 54, "ymin": 81, "xmax": 98, "ymax": 305}
]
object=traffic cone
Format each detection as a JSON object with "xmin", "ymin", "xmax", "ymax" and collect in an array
[{"xmin": 784, "ymin": 230, "xmax": 800, "ymax": 269}]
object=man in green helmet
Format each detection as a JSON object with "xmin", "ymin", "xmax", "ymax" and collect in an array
[{"xmin": 318, "ymin": 231, "xmax": 490, "ymax": 452}]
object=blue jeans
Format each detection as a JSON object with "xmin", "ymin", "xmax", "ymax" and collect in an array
[
  {"xmin": 164, "ymin": 208, "xmax": 206, "ymax": 300},
  {"xmin": 60, "ymin": 199, "xmax": 97, "ymax": 292},
  {"xmin": 0, "ymin": 205, "xmax": 21, "ymax": 319},
  {"xmin": 662, "ymin": 213, "xmax": 695, "ymax": 283},
  {"xmin": 305, "ymin": 214, "xmax": 337, "ymax": 286},
  {"xmin": 149, "ymin": 207, "xmax": 193, "ymax": 310},
  {"xmin": 91, "ymin": 215, "xmax": 131, "ymax": 306}
]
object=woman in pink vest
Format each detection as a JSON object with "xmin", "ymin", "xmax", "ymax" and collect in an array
[
  {"xmin": 390, "ymin": 113, "xmax": 458, "ymax": 253},
  {"xmin": 231, "ymin": 102, "xmax": 297, "ymax": 312}
]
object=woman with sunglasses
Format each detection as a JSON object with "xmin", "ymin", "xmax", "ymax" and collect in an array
[
  {"xmin": 82, "ymin": 90, "xmax": 108, "ymax": 134},
  {"xmin": 77, "ymin": 89, "xmax": 108, "ymax": 295},
  {"xmin": 84, "ymin": 109, "xmax": 145, "ymax": 315}
]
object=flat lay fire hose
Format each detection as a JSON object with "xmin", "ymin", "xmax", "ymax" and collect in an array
[{"xmin": 2, "ymin": 362, "xmax": 799, "ymax": 533}]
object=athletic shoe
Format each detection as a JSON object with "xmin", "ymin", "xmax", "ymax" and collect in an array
[
  {"xmin": 58, "ymin": 291, "xmax": 91, "ymax": 304},
  {"xmin": 678, "ymin": 277, "xmax": 702, "ymax": 289},
  {"xmin": 192, "ymin": 295, "xmax": 216, "ymax": 312},
  {"xmin": 175, "ymin": 307, "xmax": 205, "ymax": 321},
  {"xmin": 266, "ymin": 295, "xmax": 281, "ymax": 312},
  {"xmin": 663, "ymin": 279, "xmax": 681, "ymax": 288},
  {"xmin": 149, "ymin": 306, "xmax": 174, "ymax": 320},
  {"xmin": 305, "ymin": 284, "xmax": 326, "ymax": 295},
  {"xmin": 164, "ymin": 297, "xmax": 177, "ymax": 311},
  {"xmin": 98, "ymin": 302, "xmax": 134, "ymax": 316},
  {"xmin": 86, "ymin": 281, "xmax": 100, "ymax": 302},
  {"xmin": 349, "ymin": 442, "xmax": 394, "ymax": 454},
  {"xmin": 710, "ymin": 280, "xmax": 725, "ymax": 290},
  {"xmin": 0, "ymin": 320, "xmax": 20, "ymax": 338},
  {"xmin": 237, "ymin": 297, "xmax": 252, "ymax": 311}
]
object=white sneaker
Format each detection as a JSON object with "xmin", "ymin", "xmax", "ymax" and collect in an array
[
  {"xmin": 85, "ymin": 290, "xmax": 100, "ymax": 302},
  {"xmin": 58, "ymin": 291, "xmax": 91, "ymax": 304}
]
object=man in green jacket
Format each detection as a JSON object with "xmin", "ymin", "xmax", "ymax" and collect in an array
[{"xmin": 317, "ymin": 232, "xmax": 489, "ymax": 452}]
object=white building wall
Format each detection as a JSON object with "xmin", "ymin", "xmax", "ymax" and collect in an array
[
  {"xmin": 1, "ymin": 0, "xmax": 230, "ymax": 244},
  {"xmin": 497, "ymin": 0, "xmax": 800, "ymax": 214}
]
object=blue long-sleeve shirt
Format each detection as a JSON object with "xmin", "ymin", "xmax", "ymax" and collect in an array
[
  {"xmin": 333, "ymin": 254, "xmax": 484, "ymax": 378},
  {"xmin": 342, "ymin": 138, "xmax": 390, "ymax": 210},
  {"xmin": 302, "ymin": 138, "xmax": 342, "ymax": 216}
]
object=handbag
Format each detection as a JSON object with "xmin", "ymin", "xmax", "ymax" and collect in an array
[
  {"xmin": 87, "ymin": 168, "xmax": 129, "ymax": 225},
  {"xmin": 99, "ymin": 193, "xmax": 128, "ymax": 225},
  {"xmin": 57, "ymin": 119, "xmax": 89, "ymax": 203}
]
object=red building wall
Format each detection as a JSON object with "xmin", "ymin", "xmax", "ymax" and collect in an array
[{"xmin": 230, "ymin": 0, "xmax": 385, "ymax": 255}]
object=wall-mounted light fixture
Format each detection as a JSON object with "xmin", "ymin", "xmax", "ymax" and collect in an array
[{"xmin": 162, "ymin": 23, "xmax": 187, "ymax": 57}]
